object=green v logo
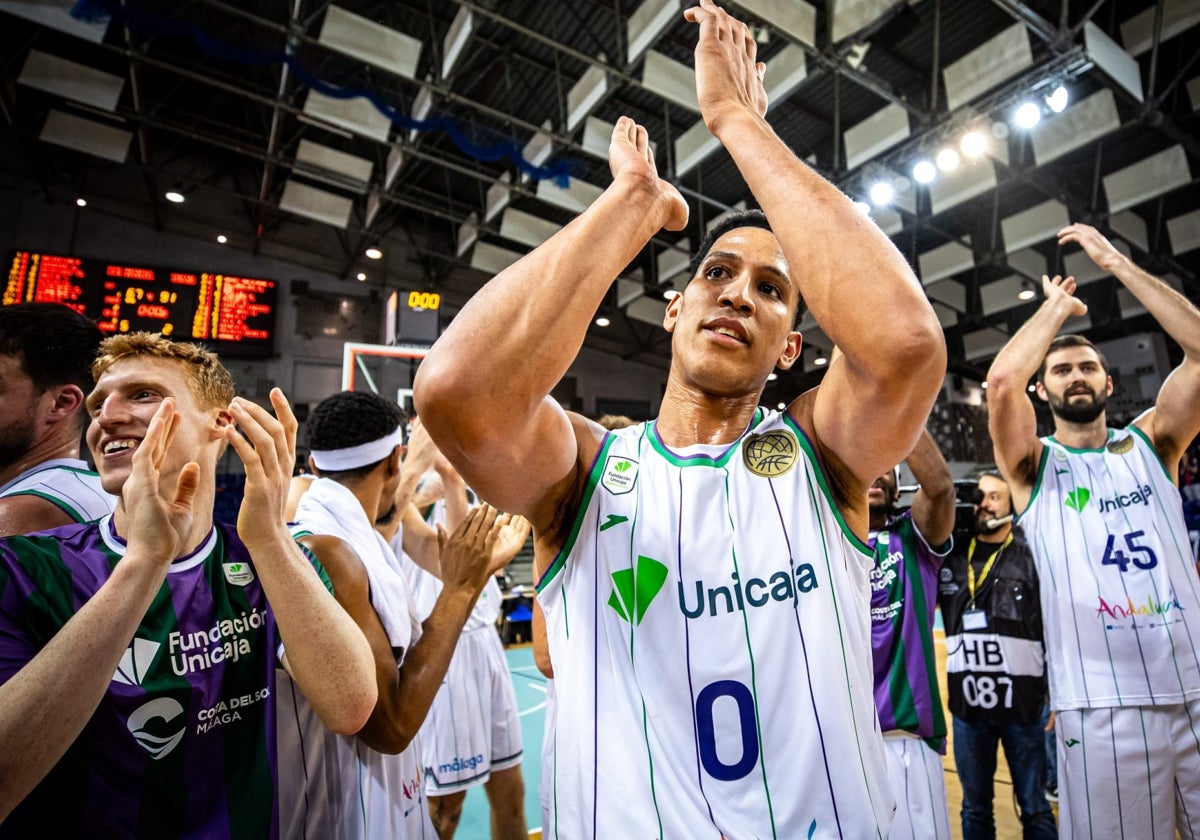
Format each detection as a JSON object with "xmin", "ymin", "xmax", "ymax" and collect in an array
[
  {"xmin": 1064, "ymin": 488, "xmax": 1090, "ymax": 512},
  {"xmin": 608, "ymin": 555, "xmax": 668, "ymax": 625}
]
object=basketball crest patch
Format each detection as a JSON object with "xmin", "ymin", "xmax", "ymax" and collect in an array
[
  {"xmin": 1106, "ymin": 435, "xmax": 1134, "ymax": 455},
  {"xmin": 743, "ymin": 429, "xmax": 799, "ymax": 477}
]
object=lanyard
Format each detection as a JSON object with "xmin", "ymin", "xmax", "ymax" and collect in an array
[{"xmin": 966, "ymin": 533, "xmax": 1013, "ymax": 603}]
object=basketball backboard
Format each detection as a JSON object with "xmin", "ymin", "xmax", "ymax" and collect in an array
[{"xmin": 341, "ymin": 342, "xmax": 428, "ymax": 414}]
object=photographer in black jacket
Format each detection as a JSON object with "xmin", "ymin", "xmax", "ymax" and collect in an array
[{"xmin": 939, "ymin": 472, "xmax": 1057, "ymax": 840}]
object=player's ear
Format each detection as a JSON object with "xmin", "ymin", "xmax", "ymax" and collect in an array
[
  {"xmin": 775, "ymin": 332, "xmax": 802, "ymax": 370},
  {"xmin": 44, "ymin": 384, "xmax": 84, "ymax": 421},
  {"xmin": 211, "ymin": 407, "xmax": 233, "ymax": 438},
  {"xmin": 663, "ymin": 288, "xmax": 683, "ymax": 333}
]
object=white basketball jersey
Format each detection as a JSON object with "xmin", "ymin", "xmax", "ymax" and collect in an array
[
  {"xmin": 394, "ymin": 497, "xmax": 502, "ymax": 629},
  {"xmin": 279, "ymin": 478, "xmax": 434, "ymax": 839},
  {"xmin": 538, "ymin": 410, "xmax": 893, "ymax": 839},
  {"xmin": 0, "ymin": 459, "xmax": 115, "ymax": 524},
  {"xmin": 1020, "ymin": 428, "xmax": 1200, "ymax": 711}
]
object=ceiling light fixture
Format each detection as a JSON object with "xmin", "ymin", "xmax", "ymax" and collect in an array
[
  {"xmin": 595, "ymin": 315, "xmax": 611, "ymax": 327},
  {"xmin": 960, "ymin": 131, "xmax": 987, "ymax": 157},
  {"xmin": 662, "ymin": 289, "xmax": 679, "ymax": 301},
  {"xmin": 868, "ymin": 181, "xmax": 894, "ymax": 206},
  {"xmin": 356, "ymin": 272, "xmax": 367, "ymax": 281},
  {"xmin": 767, "ymin": 372, "xmax": 778, "ymax": 381},
  {"xmin": 365, "ymin": 247, "xmax": 383, "ymax": 260},
  {"xmin": 1014, "ymin": 101, "xmax": 1042, "ymax": 129},
  {"xmin": 75, "ymin": 197, "xmax": 87, "ymax": 207},
  {"xmin": 165, "ymin": 188, "xmax": 185, "ymax": 204},
  {"xmin": 1045, "ymin": 84, "xmax": 1069, "ymax": 114},
  {"xmin": 852, "ymin": 200, "xmax": 871, "ymax": 214},
  {"xmin": 216, "ymin": 234, "xmax": 227, "ymax": 244},
  {"xmin": 814, "ymin": 351, "xmax": 828, "ymax": 367},
  {"xmin": 936, "ymin": 148, "xmax": 960, "ymax": 171},
  {"xmin": 912, "ymin": 159, "xmax": 936, "ymax": 185}
]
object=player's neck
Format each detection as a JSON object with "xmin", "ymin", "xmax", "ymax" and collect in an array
[
  {"xmin": 341, "ymin": 473, "xmax": 385, "ymax": 527},
  {"xmin": 657, "ymin": 379, "xmax": 762, "ymax": 447},
  {"xmin": 868, "ymin": 507, "xmax": 890, "ymax": 531},
  {"xmin": 0, "ymin": 432, "xmax": 83, "ymax": 488},
  {"xmin": 1051, "ymin": 414, "xmax": 1109, "ymax": 450}
]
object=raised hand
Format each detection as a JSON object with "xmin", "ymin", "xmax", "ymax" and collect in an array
[
  {"xmin": 436, "ymin": 503, "xmax": 511, "ymax": 596},
  {"xmin": 1058, "ymin": 223, "xmax": 1127, "ymax": 275},
  {"xmin": 488, "ymin": 514, "xmax": 532, "ymax": 575},
  {"xmin": 402, "ymin": 417, "xmax": 439, "ymax": 479},
  {"xmin": 609, "ymin": 116, "xmax": 688, "ymax": 232},
  {"xmin": 1041, "ymin": 273, "xmax": 1087, "ymax": 319},
  {"xmin": 225, "ymin": 388, "xmax": 297, "ymax": 545},
  {"xmin": 122, "ymin": 398, "xmax": 199, "ymax": 561},
  {"xmin": 684, "ymin": 0, "xmax": 768, "ymax": 133}
]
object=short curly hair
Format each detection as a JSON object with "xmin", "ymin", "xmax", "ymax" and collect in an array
[
  {"xmin": 92, "ymin": 332, "xmax": 236, "ymax": 410},
  {"xmin": 306, "ymin": 391, "xmax": 405, "ymax": 481}
]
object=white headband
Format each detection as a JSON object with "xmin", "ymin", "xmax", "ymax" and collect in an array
[{"xmin": 310, "ymin": 427, "xmax": 404, "ymax": 471}]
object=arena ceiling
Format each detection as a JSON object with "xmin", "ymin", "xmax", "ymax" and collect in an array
[{"xmin": 2, "ymin": 0, "xmax": 1198, "ymax": 402}]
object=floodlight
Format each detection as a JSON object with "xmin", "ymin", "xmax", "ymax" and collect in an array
[{"xmin": 912, "ymin": 160, "xmax": 936, "ymax": 184}]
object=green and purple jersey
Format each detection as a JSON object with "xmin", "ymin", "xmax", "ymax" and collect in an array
[{"xmin": 0, "ymin": 517, "xmax": 327, "ymax": 839}]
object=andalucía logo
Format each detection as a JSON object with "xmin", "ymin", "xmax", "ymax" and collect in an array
[{"xmin": 608, "ymin": 555, "xmax": 668, "ymax": 625}]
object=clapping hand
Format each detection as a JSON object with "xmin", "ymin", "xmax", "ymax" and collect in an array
[
  {"xmin": 122, "ymin": 398, "xmax": 199, "ymax": 562},
  {"xmin": 224, "ymin": 389, "xmax": 297, "ymax": 545}
]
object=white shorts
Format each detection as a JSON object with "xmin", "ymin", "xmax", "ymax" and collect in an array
[
  {"xmin": 421, "ymin": 625, "xmax": 523, "ymax": 796},
  {"xmin": 882, "ymin": 733, "xmax": 951, "ymax": 840},
  {"xmin": 1056, "ymin": 700, "xmax": 1200, "ymax": 839}
]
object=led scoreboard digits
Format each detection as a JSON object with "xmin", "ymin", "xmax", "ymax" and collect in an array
[{"xmin": 5, "ymin": 251, "xmax": 278, "ymax": 356}]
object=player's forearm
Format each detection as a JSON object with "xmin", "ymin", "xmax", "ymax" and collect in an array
[
  {"xmin": 906, "ymin": 429, "xmax": 956, "ymax": 546},
  {"xmin": 987, "ymin": 297, "xmax": 1077, "ymax": 395},
  {"xmin": 1114, "ymin": 259, "xmax": 1200, "ymax": 359},
  {"xmin": 715, "ymin": 111, "xmax": 944, "ymax": 386},
  {"xmin": 401, "ymin": 505, "xmax": 442, "ymax": 577},
  {"xmin": 391, "ymin": 465, "xmax": 423, "ymax": 515},
  {"xmin": 414, "ymin": 173, "xmax": 671, "ymax": 435},
  {"xmin": 0, "ymin": 555, "xmax": 165, "ymax": 820},
  {"xmin": 251, "ymin": 534, "xmax": 377, "ymax": 735},
  {"xmin": 360, "ymin": 588, "xmax": 477, "ymax": 754},
  {"xmin": 906, "ymin": 430, "xmax": 953, "ymax": 501},
  {"xmin": 439, "ymin": 473, "xmax": 469, "ymax": 533}
]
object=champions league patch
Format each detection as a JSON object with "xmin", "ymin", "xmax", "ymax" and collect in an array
[
  {"xmin": 1106, "ymin": 435, "xmax": 1134, "ymax": 455},
  {"xmin": 743, "ymin": 429, "xmax": 799, "ymax": 478},
  {"xmin": 601, "ymin": 455, "xmax": 639, "ymax": 495}
]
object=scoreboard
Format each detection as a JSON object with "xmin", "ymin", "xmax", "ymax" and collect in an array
[{"xmin": 5, "ymin": 251, "xmax": 278, "ymax": 356}]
